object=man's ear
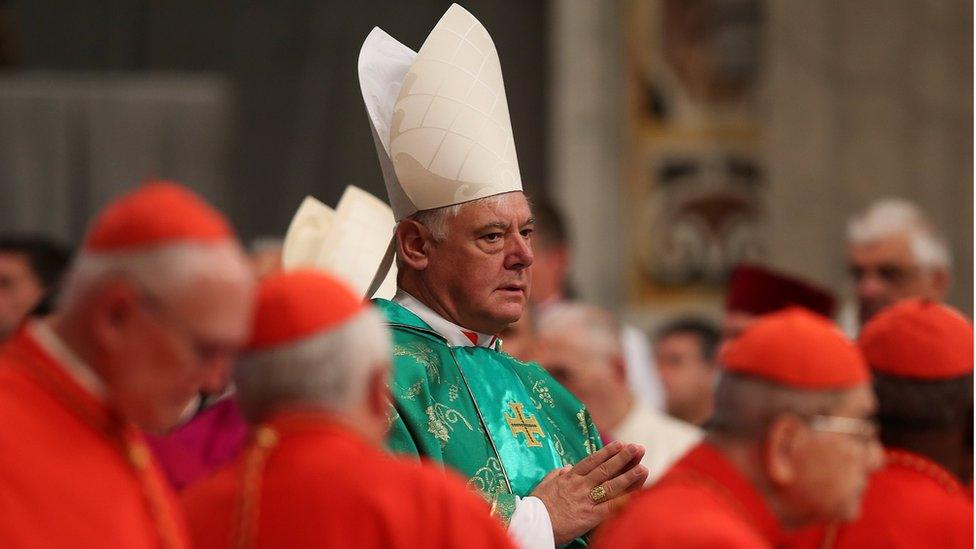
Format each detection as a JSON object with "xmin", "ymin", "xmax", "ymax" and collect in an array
[
  {"xmin": 366, "ymin": 365, "xmax": 392, "ymax": 419},
  {"xmin": 611, "ymin": 354, "xmax": 629, "ymax": 385},
  {"xmin": 396, "ymin": 220, "xmax": 432, "ymax": 271},
  {"xmin": 765, "ymin": 414, "xmax": 804, "ymax": 486},
  {"xmin": 88, "ymin": 278, "xmax": 140, "ymax": 354}
]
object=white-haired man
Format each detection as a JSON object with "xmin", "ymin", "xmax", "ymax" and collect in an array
[
  {"xmin": 535, "ymin": 302, "xmax": 702, "ymax": 484},
  {"xmin": 182, "ymin": 270, "xmax": 514, "ymax": 549},
  {"xmin": 359, "ymin": 5, "xmax": 646, "ymax": 548},
  {"xmin": 847, "ymin": 198, "xmax": 951, "ymax": 324},
  {"xmin": 0, "ymin": 182, "xmax": 256, "ymax": 548}
]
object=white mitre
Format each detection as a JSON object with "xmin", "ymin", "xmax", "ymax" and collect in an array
[
  {"xmin": 281, "ymin": 186, "xmax": 397, "ymax": 300},
  {"xmin": 358, "ymin": 3, "xmax": 523, "ymax": 221}
]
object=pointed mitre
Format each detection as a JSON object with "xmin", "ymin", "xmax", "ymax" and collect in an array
[
  {"xmin": 358, "ymin": 3, "xmax": 523, "ymax": 221},
  {"xmin": 281, "ymin": 186, "xmax": 397, "ymax": 300}
]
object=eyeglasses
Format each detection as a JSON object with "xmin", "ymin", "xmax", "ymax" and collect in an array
[
  {"xmin": 849, "ymin": 264, "xmax": 920, "ymax": 287},
  {"xmin": 807, "ymin": 414, "xmax": 879, "ymax": 444}
]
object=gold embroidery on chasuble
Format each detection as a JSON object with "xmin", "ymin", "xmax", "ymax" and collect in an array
[
  {"xmin": 548, "ymin": 428, "xmax": 570, "ymax": 465},
  {"xmin": 386, "ymin": 405, "xmax": 400, "ymax": 429},
  {"xmin": 531, "ymin": 380, "xmax": 555, "ymax": 408},
  {"xmin": 577, "ymin": 409, "xmax": 597, "ymax": 454},
  {"xmin": 448, "ymin": 384, "xmax": 459, "ymax": 402},
  {"xmin": 468, "ymin": 457, "xmax": 508, "ymax": 497},
  {"xmin": 393, "ymin": 343, "xmax": 441, "ymax": 384},
  {"xmin": 401, "ymin": 380, "xmax": 423, "ymax": 400},
  {"xmin": 425, "ymin": 403, "xmax": 474, "ymax": 447},
  {"xmin": 504, "ymin": 402, "xmax": 545, "ymax": 448}
]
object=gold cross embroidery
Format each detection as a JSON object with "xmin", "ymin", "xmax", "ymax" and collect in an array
[{"xmin": 504, "ymin": 402, "xmax": 545, "ymax": 447}]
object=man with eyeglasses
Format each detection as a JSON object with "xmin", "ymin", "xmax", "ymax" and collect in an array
[
  {"xmin": 847, "ymin": 198, "xmax": 951, "ymax": 325},
  {"xmin": 792, "ymin": 299, "xmax": 973, "ymax": 548},
  {"xmin": 0, "ymin": 182, "xmax": 256, "ymax": 548},
  {"xmin": 595, "ymin": 308, "xmax": 884, "ymax": 548}
]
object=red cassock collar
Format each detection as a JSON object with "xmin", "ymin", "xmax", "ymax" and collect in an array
[{"xmin": 660, "ymin": 442, "xmax": 784, "ymax": 546}]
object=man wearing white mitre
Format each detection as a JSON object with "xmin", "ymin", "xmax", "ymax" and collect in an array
[{"xmin": 358, "ymin": 5, "xmax": 647, "ymax": 548}]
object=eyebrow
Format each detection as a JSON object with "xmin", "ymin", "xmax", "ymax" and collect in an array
[{"xmin": 475, "ymin": 217, "xmax": 535, "ymax": 233}]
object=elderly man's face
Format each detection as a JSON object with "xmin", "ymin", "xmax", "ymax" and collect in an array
[
  {"xmin": 536, "ymin": 328, "xmax": 624, "ymax": 431},
  {"xmin": 782, "ymin": 385, "xmax": 883, "ymax": 524},
  {"xmin": 0, "ymin": 252, "xmax": 44, "ymax": 339},
  {"xmin": 105, "ymin": 250, "xmax": 255, "ymax": 433},
  {"xmin": 849, "ymin": 233, "xmax": 946, "ymax": 324},
  {"xmin": 426, "ymin": 192, "xmax": 534, "ymax": 335}
]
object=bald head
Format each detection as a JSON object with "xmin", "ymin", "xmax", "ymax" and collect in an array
[{"xmin": 536, "ymin": 302, "xmax": 631, "ymax": 432}]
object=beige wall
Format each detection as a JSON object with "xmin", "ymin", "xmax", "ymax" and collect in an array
[{"xmin": 549, "ymin": 0, "xmax": 973, "ymax": 321}]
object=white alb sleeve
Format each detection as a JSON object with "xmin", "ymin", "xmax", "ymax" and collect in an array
[{"xmin": 507, "ymin": 496, "xmax": 555, "ymax": 549}]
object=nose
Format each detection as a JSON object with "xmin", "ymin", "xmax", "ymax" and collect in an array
[
  {"xmin": 856, "ymin": 270, "xmax": 887, "ymax": 301},
  {"xmin": 505, "ymin": 232, "xmax": 534, "ymax": 270}
]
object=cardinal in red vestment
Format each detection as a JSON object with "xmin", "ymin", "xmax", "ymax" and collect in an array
[
  {"xmin": 595, "ymin": 308, "xmax": 884, "ymax": 548},
  {"xmin": 790, "ymin": 299, "xmax": 973, "ymax": 548},
  {"xmin": 0, "ymin": 181, "xmax": 257, "ymax": 548},
  {"xmin": 182, "ymin": 270, "xmax": 514, "ymax": 548}
]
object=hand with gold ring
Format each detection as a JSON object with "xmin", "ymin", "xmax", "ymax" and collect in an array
[{"xmin": 530, "ymin": 441, "xmax": 649, "ymax": 546}]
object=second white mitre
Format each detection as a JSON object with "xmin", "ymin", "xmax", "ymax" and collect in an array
[
  {"xmin": 358, "ymin": 3, "xmax": 523, "ymax": 221},
  {"xmin": 281, "ymin": 186, "xmax": 397, "ymax": 300}
]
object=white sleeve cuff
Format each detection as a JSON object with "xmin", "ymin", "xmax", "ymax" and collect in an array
[{"xmin": 507, "ymin": 496, "xmax": 555, "ymax": 549}]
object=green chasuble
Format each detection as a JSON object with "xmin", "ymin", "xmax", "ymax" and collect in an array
[{"xmin": 374, "ymin": 298, "xmax": 602, "ymax": 545}]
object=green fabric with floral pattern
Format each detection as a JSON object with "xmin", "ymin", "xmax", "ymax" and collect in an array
[{"xmin": 375, "ymin": 298, "xmax": 601, "ymax": 546}]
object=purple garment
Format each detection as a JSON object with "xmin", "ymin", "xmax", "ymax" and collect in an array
[{"xmin": 145, "ymin": 396, "xmax": 250, "ymax": 492}]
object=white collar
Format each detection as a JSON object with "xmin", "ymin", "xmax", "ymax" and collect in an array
[
  {"xmin": 393, "ymin": 290, "xmax": 499, "ymax": 349},
  {"xmin": 29, "ymin": 319, "xmax": 108, "ymax": 401}
]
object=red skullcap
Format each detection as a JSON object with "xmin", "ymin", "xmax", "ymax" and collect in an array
[
  {"xmin": 720, "ymin": 307, "xmax": 869, "ymax": 389},
  {"xmin": 859, "ymin": 298, "xmax": 973, "ymax": 380},
  {"xmin": 726, "ymin": 263, "xmax": 837, "ymax": 318},
  {"xmin": 85, "ymin": 181, "xmax": 233, "ymax": 252},
  {"xmin": 248, "ymin": 270, "xmax": 364, "ymax": 351}
]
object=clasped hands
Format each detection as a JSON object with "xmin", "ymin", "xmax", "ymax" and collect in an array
[{"xmin": 530, "ymin": 441, "xmax": 648, "ymax": 546}]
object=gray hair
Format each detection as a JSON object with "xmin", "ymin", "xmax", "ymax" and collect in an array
[
  {"xmin": 536, "ymin": 301, "xmax": 622, "ymax": 360},
  {"xmin": 406, "ymin": 193, "xmax": 517, "ymax": 242},
  {"xmin": 59, "ymin": 241, "xmax": 253, "ymax": 310},
  {"xmin": 847, "ymin": 198, "xmax": 951, "ymax": 269},
  {"xmin": 234, "ymin": 307, "xmax": 390, "ymax": 421},
  {"xmin": 708, "ymin": 372, "xmax": 844, "ymax": 439}
]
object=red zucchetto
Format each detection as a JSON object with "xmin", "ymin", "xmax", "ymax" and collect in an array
[
  {"xmin": 720, "ymin": 307, "xmax": 869, "ymax": 389},
  {"xmin": 84, "ymin": 181, "xmax": 233, "ymax": 252},
  {"xmin": 858, "ymin": 298, "xmax": 973, "ymax": 380},
  {"xmin": 247, "ymin": 270, "xmax": 364, "ymax": 351}
]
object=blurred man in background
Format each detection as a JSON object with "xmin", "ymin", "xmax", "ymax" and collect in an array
[
  {"xmin": 654, "ymin": 317, "xmax": 721, "ymax": 426},
  {"xmin": 537, "ymin": 302, "xmax": 702, "ymax": 484},
  {"xmin": 0, "ymin": 182, "xmax": 255, "ymax": 547},
  {"xmin": 531, "ymin": 198, "xmax": 666, "ymax": 411},
  {"xmin": 183, "ymin": 270, "xmax": 514, "ymax": 549},
  {"xmin": 793, "ymin": 299, "xmax": 973, "ymax": 548},
  {"xmin": 0, "ymin": 234, "xmax": 69, "ymax": 341},
  {"xmin": 597, "ymin": 308, "xmax": 883, "ymax": 548},
  {"xmin": 847, "ymin": 198, "xmax": 951, "ymax": 325},
  {"xmin": 724, "ymin": 263, "xmax": 837, "ymax": 338}
]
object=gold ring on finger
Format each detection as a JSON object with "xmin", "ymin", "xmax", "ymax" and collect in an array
[{"xmin": 589, "ymin": 484, "xmax": 607, "ymax": 503}]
